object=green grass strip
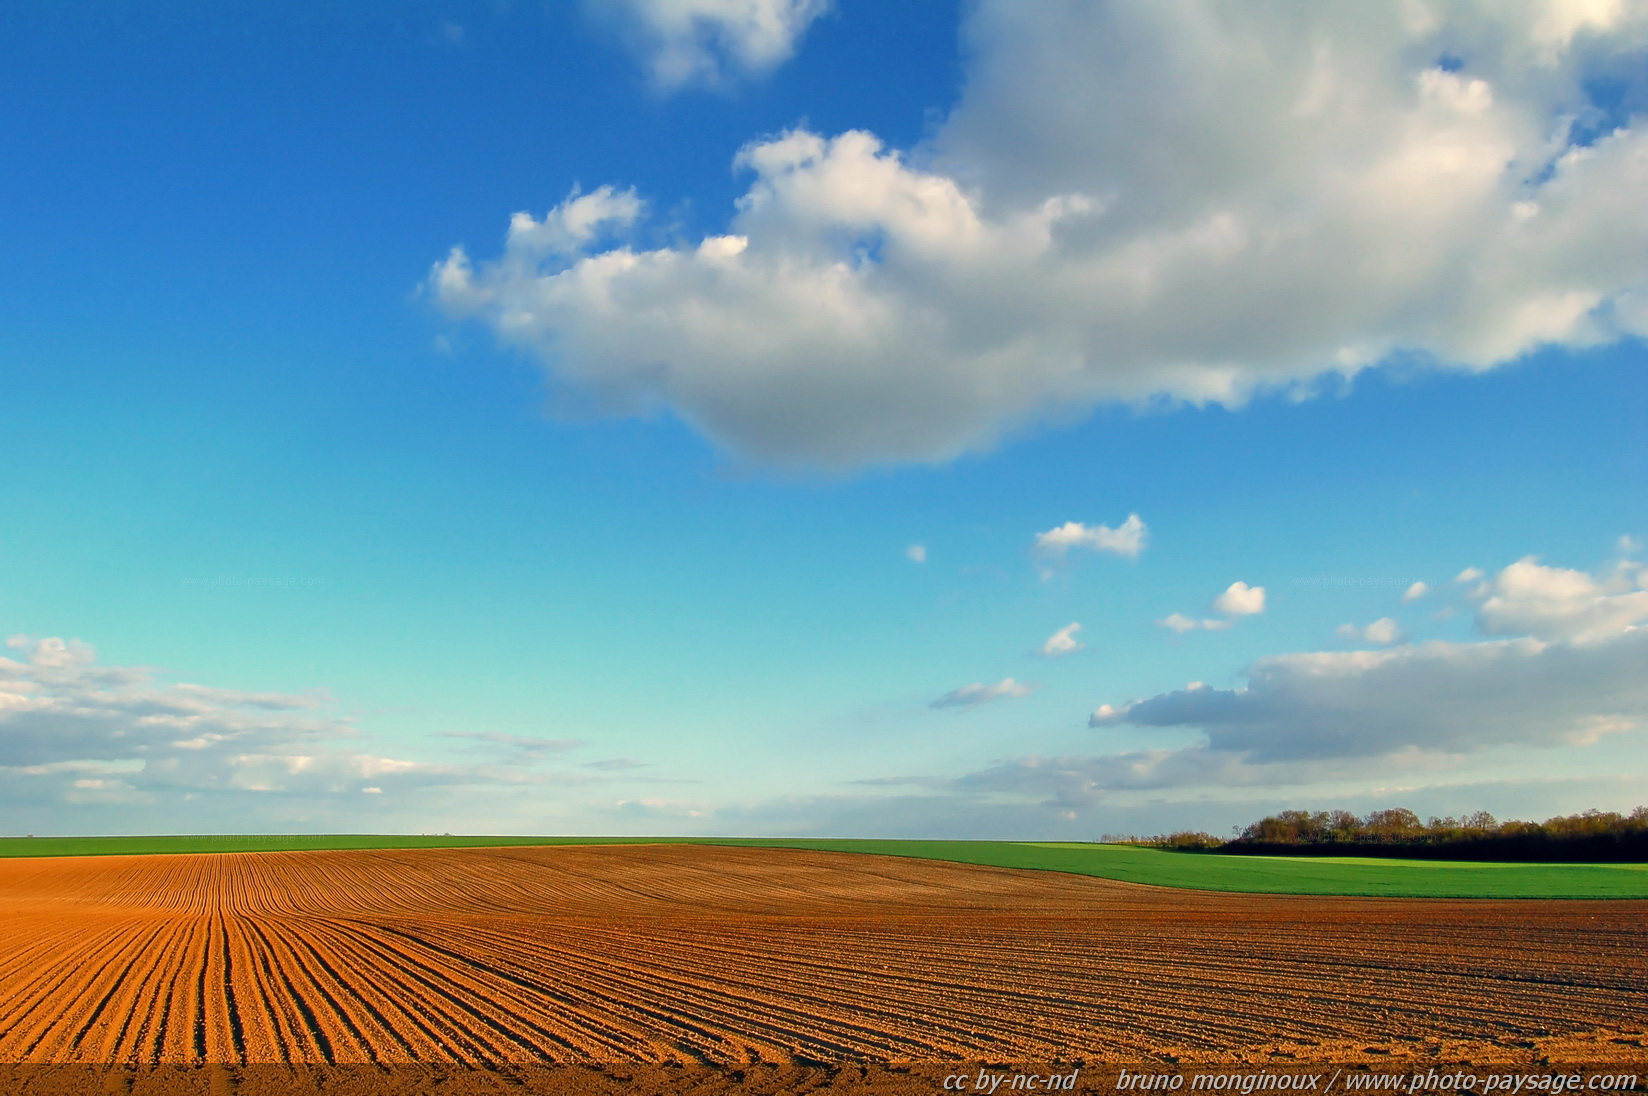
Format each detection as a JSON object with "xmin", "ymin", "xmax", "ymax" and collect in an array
[
  {"xmin": 703, "ymin": 839, "xmax": 1648, "ymax": 899},
  {"xmin": 0, "ymin": 834, "xmax": 657, "ymax": 858},
  {"xmin": 2, "ymin": 834, "xmax": 1644, "ymax": 898}
]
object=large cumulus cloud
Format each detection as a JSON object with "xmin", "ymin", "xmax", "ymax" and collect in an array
[{"xmin": 435, "ymin": 1, "xmax": 1648, "ymax": 467}]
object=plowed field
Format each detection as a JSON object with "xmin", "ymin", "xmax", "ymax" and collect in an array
[{"xmin": 0, "ymin": 844, "xmax": 1643, "ymax": 1071}]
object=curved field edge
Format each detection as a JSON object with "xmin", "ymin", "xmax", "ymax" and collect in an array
[{"xmin": 2, "ymin": 834, "xmax": 1645, "ymax": 898}]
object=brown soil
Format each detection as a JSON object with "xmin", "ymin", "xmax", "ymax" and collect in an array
[{"xmin": 0, "ymin": 844, "xmax": 1643, "ymax": 1074}]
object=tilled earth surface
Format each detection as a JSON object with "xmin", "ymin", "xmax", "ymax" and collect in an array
[{"xmin": 0, "ymin": 843, "xmax": 1643, "ymax": 1087}]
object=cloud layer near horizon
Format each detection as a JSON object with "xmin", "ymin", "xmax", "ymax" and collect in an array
[
  {"xmin": 1054, "ymin": 556, "xmax": 1648, "ymax": 798},
  {"xmin": 0, "ymin": 637, "xmax": 590, "ymax": 825},
  {"xmin": 793, "ymin": 553, "xmax": 1648, "ymax": 830},
  {"xmin": 437, "ymin": 1, "xmax": 1648, "ymax": 466}
]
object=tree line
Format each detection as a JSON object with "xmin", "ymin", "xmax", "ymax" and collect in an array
[{"xmin": 1109, "ymin": 806, "xmax": 1648, "ymax": 861}]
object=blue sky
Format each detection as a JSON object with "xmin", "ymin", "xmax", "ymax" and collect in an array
[{"xmin": 2, "ymin": 1, "xmax": 1645, "ymax": 837}]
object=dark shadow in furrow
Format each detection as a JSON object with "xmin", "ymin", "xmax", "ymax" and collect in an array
[
  {"xmin": 32, "ymin": 922, "xmax": 166, "ymax": 1059},
  {"xmin": 317, "ymin": 920, "xmax": 572, "ymax": 1061},
  {"xmin": 361, "ymin": 920, "xmax": 681, "ymax": 1057},
  {"xmin": 306, "ymin": 931, "xmax": 458, "ymax": 1061},
  {"xmin": 1175, "ymin": 941, "xmax": 1646, "ymax": 996},
  {"xmin": 145, "ymin": 918, "xmax": 202, "ymax": 1063},
  {"xmin": 273, "ymin": 920, "xmax": 419, "ymax": 1064},
  {"xmin": 93, "ymin": 924, "xmax": 177, "ymax": 1063},
  {"xmin": 501, "ymin": 923, "xmax": 973, "ymax": 1051},
  {"xmin": 298, "ymin": 927, "xmax": 428, "ymax": 1058},
  {"xmin": 593, "ymin": 924, "xmax": 1122, "ymax": 1043},
  {"xmin": 411, "ymin": 923, "xmax": 928, "ymax": 1061},
  {"xmin": 0, "ymin": 929, "xmax": 114, "ymax": 1052},
  {"xmin": 119, "ymin": 922, "xmax": 183, "ymax": 1064},
  {"xmin": 363, "ymin": 921, "xmax": 750, "ymax": 1062},
  {"xmin": 357, "ymin": 920, "xmax": 711, "ymax": 1062},
  {"xmin": 59, "ymin": 916, "xmax": 180, "ymax": 1061},
  {"xmin": 220, "ymin": 916, "xmax": 247, "ymax": 1063},
  {"xmin": 233, "ymin": 909, "xmax": 296, "ymax": 1059},
  {"xmin": 239, "ymin": 917, "xmax": 336, "ymax": 1064},
  {"xmin": 325, "ymin": 920, "xmax": 595, "ymax": 1062},
  {"xmin": 193, "ymin": 922, "xmax": 210, "ymax": 1061},
  {"xmin": 476, "ymin": 923, "xmax": 991, "ymax": 1053},
  {"xmin": 275, "ymin": 920, "xmax": 504, "ymax": 1063}
]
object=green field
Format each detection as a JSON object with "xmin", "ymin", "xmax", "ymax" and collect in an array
[
  {"xmin": 711, "ymin": 839, "xmax": 1648, "ymax": 899},
  {"xmin": 3, "ymin": 834, "xmax": 1645, "ymax": 898}
]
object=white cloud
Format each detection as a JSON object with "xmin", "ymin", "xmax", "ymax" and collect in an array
[
  {"xmin": 1038, "ymin": 622, "xmax": 1084, "ymax": 657},
  {"xmin": 20, "ymin": 636, "xmax": 96, "ymax": 670},
  {"xmin": 596, "ymin": 0, "xmax": 831, "ymax": 90},
  {"xmin": 1212, "ymin": 581, "xmax": 1267, "ymax": 617},
  {"xmin": 1457, "ymin": 567, "xmax": 1485, "ymax": 583},
  {"xmin": 1157, "ymin": 614, "xmax": 1230, "ymax": 634},
  {"xmin": 502, "ymin": 187, "xmax": 644, "ymax": 260},
  {"xmin": 1075, "ymin": 554, "xmax": 1648, "ymax": 798},
  {"xmin": 0, "ymin": 636, "xmax": 593, "ymax": 826},
  {"xmin": 930, "ymin": 677, "xmax": 1037, "ymax": 711},
  {"xmin": 1338, "ymin": 618, "xmax": 1403, "ymax": 645},
  {"xmin": 436, "ymin": 3, "xmax": 1648, "ymax": 467},
  {"xmin": 1403, "ymin": 581, "xmax": 1430, "ymax": 602},
  {"xmin": 906, "ymin": 543, "xmax": 927, "ymax": 564},
  {"xmin": 1473, "ymin": 555, "xmax": 1648, "ymax": 640},
  {"xmin": 1033, "ymin": 514, "xmax": 1147, "ymax": 561},
  {"xmin": 1093, "ymin": 628, "xmax": 1647, "ymax": 763}
]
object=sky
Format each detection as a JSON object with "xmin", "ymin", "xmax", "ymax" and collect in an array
[{"xmin": 1, "ymin": 0, "xmax": 1645, "ymax": 839}]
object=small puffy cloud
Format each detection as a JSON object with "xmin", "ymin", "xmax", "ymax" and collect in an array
[
  {"xmin": 1157, "ymin": 614, "xmax": 1230, "ymax": 634},
  {"xmin": 1038, "ymin": 622, "xmax": 1084, "ymax": 657},
  {"xmin": 596, "ymin": 0, "xmax": 831, "ymax": 90},
  {"xmin": 503, "ymin": 186, "xmax": 643, "ymax": 260},
  {"xmin": 1402, "ymin": 581, "xmax": 1430, "ymax": 603},
  {"xmin": 1339, "ymin": 617, "xmax": 1403, "ymax": 646},
  {"xmin": 1368, "ymin": 620, "xmax": 1401, "ymax": 645},
  {"xmin": 18, "ymin": 636, "xmax": 96, "ymax": 670},
  {"xmin": 1456, "ymin": 567, "xmax": 1485, "ymax": 583},
  {"xmin": 1619, "ymin": 535, "xmax": 1642, "ymax": 554},
  {"xmin": 1212, "ymin": 581, "xmax": 1266, "ymax": 617},
  {"xmin": 437, "ymin": 5, "xmax": 1648, "ymax": 468},
  {"xmin": 1473, "ymin": 556, "xmax": 1648, "ymax": 640},
  {"xmin": 930, "ymin": 677, "xmax": 1037, "ymax": 711},
  {"xmin": 906, "ymin": 543, "xmax": 927, "ymax": 564},
  {"xmin": 1033, "ymin": 514, "xmax": 1147, "ymax": 562}
]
